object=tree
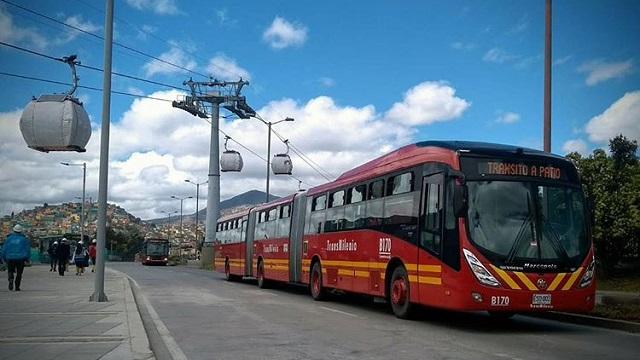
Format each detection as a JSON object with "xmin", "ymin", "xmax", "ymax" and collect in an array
[{"xmin": 567, "ymin": 135, "xmax": 640, "ymax": 275}]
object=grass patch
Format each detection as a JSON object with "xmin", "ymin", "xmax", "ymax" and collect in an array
[
  {"xmin": 590, "ymin": 303, "xmax": 640, "ymax": 322},
  {"xmin": 597, "ymin": 274, "xmax": 640, "ymax": 293}
]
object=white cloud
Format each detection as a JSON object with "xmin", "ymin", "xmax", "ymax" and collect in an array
[
  {"xmin": 215, "ymin": 9, "xmax": 237, "ymax": 27},
  {"xmin": 483, "ymin": 48, "xmax": 519, "ymax": 63},
  {"xmin": 508, "ymin": 15, "xmax": 529, "ymax": 34},
  {"xmin": 553, "ymin": 55, "xmax": 573, "ymax": 66},
  {"xmin": 562, "ymin": 139, "xmax": 588, "ymax": 155},
  {"xmin": 495, "ymin": 111, "xmax": 520, "ymax": 124},
  {"xmin": 142, "ymin": 46, "xmax": 197, "ymax": 77},
  {"xmin": 318, "ymin": 77, "xmax": 335, "ymax": 88},
  {"xmin": 56, "ymin": 15, "xmax": 101, "ymax": 44},
  {"xmin": 206, "ymin": 54, "xmax": 251, "ymax": 81},
  {"xmin": 0, "ymin": 5, "xmax": 48, "ymax": 50},
  {"xmin": 585, "ymin": 90, "xmax": 640, "ymax": 143},
  {"xmin": 384, "ymin": 81, "xmax": 470, "ymax": 126},
  {"xmin": 263, "ymin": 16, "xmax": 308, "ymax": 49},
  {"xmin": 125, "ymin": 0, "xmax": 179, "ymax": 15},
  {"xmin": 0, "ymin": 81, "xmax": 469, "ymax": 219},
  {"xmin": 451, "ymin": 42, "xmax": 476, "ymax": 51},
  {"xmin": 578, "ymin": 59, "xmax": 634, "ymax": 86}
]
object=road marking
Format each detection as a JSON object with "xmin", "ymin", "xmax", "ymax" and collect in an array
[
  {"xmin": 128, "ymin": 276, "xmax": 188, "ymax": 360},
  {"xmin": 319, "ymin": 306, "xmax": 359, "ymax": 318}
]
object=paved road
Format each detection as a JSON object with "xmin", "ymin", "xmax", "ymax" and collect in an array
[{"xmin": 111, "ymin": 263, "xmax": 640, "ymax": 360}]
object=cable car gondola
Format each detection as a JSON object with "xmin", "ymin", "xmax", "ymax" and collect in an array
[{"xmin": 19, "ymin": 55, "xmax": 91, "ymax": 153}]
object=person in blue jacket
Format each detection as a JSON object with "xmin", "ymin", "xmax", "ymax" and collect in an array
[{"xmin": 3, "ymin": 224, "xmax": 31, "ymax": 291}]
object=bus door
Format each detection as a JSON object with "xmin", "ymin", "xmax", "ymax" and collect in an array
[
  {"xmin": 418, "ymin": 173, "xmax": 445, "ymax": 304},
  {"xmin": 242, "ymin": 219, "xmax": 251, "ymax": 276}
]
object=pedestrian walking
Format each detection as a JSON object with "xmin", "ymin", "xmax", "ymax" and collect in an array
[
  {"xmin": 88, "ymin": 239, "xmax": 97, "ymax": 273},
  {"xmin": 56, "ymin": 238, "xmax": 71, "ymax": 276},
  {"xmin": 48, "ymin": 241, "xmax": 59, "ymax": 272},
  {"xmin": 73, "ymin": 241, "xmax": 89, "ymax": 275},
  {"xmin": 3, "ymin": 224, "xmax": 31, "ymax": 291}
]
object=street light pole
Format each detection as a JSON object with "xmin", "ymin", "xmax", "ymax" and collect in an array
[
  {"xmin": 61, "ymin": 162, "xmax": 86, "ymax": 245},
  {"xmin": 171, "ymin": 195, "xmax": 192, "ymax": 261},
  {"xmin": 185, "ymin": 179, "xmax": 207, "ymax": 253},
  {"xmin": 255, "ymin": 117, "xmax": 294, "ymax": 203}
]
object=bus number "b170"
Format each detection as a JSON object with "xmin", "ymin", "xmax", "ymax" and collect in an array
[{"xmin": 491, "ymin": 296, "xmax": 510, "ymax": 306}]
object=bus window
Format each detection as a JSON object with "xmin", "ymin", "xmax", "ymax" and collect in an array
[
  {"xmin": 347, "ymin": 184, "xmax": 366, "ymax": 204},
  {"xmin": 421, "ymin": 174, "xmax": 443, "ymax": 254},
  {"xmin": 268, "ymin": 208, "xmax": 278, "ymax": 221},
  {"xmin": 281, "ymin": 204, "xmax": 291, "ymax": 219},
  {"xmin": 369, "ymin": 180, "xmax": 384, "ymax": 200},
  {"xmin": 325, "ymin": 199, "xmax": 345, "ymax": 232},
  {"xmin": 344, "ymin": 200, "xmax": 366, "ymax": 230},
  {"xmin": 329, "ymin": 190, "xmax": 345, "ymax": 208},
  {"xmin": 387, "ymin": 172, "xmax": 413, "ymax": 196},
  {"xmin": 312, "ymin": 194, "xmax": 326, "ymax": 211},
  {"xmin": 384, "ymin": 190, "xmax": 419, "ymax": 243},
  {"xmin": 260, "ymin": 211, "xmax": 267, "ymax": 223}
]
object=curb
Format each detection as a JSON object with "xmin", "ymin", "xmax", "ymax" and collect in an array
[
  {"xmin": 524, "ymin": 311, "xmax": 640, "ymax": 333},
  {"xmin": 126, "ymin": 273, "xmax": 188, "ymax": 360}
]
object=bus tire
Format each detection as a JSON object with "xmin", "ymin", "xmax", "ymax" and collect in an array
[
  {"xmin": 257, "ymin": 259, "xmax": 268, "ymax": 289},
  {"xmin": 310, "ymin": 262, "xmax": 327, "ymax": 301},
  {"xmin": 389, "ymin": 266, "xmax": 413, "ymax": 319}
]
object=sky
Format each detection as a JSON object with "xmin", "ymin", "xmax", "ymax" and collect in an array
[{"xmin": 0, "ymin": 0, "xmax": 639, "ymax": 220}]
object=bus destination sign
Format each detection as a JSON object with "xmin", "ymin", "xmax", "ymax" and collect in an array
[{"xmin": 481, "ymin": 161, "xmax": 562, "ymax": 179}]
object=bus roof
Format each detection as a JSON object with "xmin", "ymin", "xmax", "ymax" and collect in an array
[{"xmin": 308, "ymin": 140, "xmax": 566, "ymax": 196}]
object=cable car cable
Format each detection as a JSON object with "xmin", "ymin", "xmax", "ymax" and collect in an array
[
  {"xmin": 0, "ymin": 0, "xmax": 210, "ymax": 79},
  {"xmin": 0, "ymin": 41, "xmax": 185, "ymax": 91}
]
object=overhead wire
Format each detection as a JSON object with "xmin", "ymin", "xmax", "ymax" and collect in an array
[
  {"xmin": 2, "ymin": 1, "xmax": 320, "ymax": 189},
  {"xmin": 0, "ymin": 0, "xmax": 210, "ymax": 79},
  {"xmin": 0, "ymin": 40, "xmax": 185, "ymax": 91}
]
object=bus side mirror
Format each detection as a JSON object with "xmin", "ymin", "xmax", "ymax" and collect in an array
[{"xmin": 453, "ymin": 184, "xmax": 468, "ymax": 218}]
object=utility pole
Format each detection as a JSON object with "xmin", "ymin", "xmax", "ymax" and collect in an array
[
  {"xmin": 255, "ymin": 117, "xmax": 294, "ymax": 202},
  {"xmin": 171, "ymin": 195, "xmax": 192, "ymax": 261},
  {"xmin": 91, "ymin": 0, "xmax": 113, "ymax": 303},
  {"xmin": 173, "ymin": 78, "xmax": 254, "ymax": 268},
  {"xmin": 185, "ymin": 179, "xmax": 207, "ymax": 254},
  {"xmin": 543, "ymin": 0, "xmax": 552, "ymax": 153}
]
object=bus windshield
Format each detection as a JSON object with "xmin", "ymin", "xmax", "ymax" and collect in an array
[
  {"xmin": 146, "ymin": 242, "xmax": 169, "ymax": 256},
  {"xmin": 466, "ymin": 180, "xmax": 590, "ymax": 271}
]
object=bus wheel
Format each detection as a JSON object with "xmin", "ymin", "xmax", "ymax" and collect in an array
[
  {"xmin": 489, "ymin": 311, "xmax": 515, "ymax": 320},
  {"xmin": 390, "ymin": 266, "xmax": 413, "ymax": 319},
  {"xmin": 257, "ymin": 260, "xmax": 268, "ymax": 289},
  {"xmin": 310, "ymin": 262, "xmax": 326, "ymax": 301}
]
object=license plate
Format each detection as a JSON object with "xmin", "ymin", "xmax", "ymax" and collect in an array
[{"xmin": 532, "ymin": 294, "xmax": 552, "ymax": 305}]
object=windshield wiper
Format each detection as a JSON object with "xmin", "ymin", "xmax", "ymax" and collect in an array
[
  {"xmin": 539, "ymin": 214, "xmax": 570, "ymax": 262},
  {"xmin": 505, "ymin": 192, "xmax": 534, "ymax": 265}
]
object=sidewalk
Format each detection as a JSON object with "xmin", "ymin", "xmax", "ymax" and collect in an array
[
  {"xmin": 0, "ymin": 264, "xmax": 154, "ymax": 360},
  {"xmin": 597, "ymin": 290, "xmax": 640, "ymax": 305}
]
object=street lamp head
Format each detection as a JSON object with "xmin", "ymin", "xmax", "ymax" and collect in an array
[
  {"xmin": 171, "ymin": 195, "xmax": 177, "ymax": 199},
  {"xmin": 285, "ymin": 117, "xmax": 294, "ymax": 122},
  {"xmin": 184, "ymin": 179, "xmax": 191, "ymax": 183},
  {"xmin": 60, "ymin": 162, "xmax": 70, "ymax": 166}
]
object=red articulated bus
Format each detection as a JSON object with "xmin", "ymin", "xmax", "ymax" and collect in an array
[{"xmin": 214, "ymin": 141, "xmax": 596, "ymax": 319}]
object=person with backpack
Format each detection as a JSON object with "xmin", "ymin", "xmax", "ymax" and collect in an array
[
  {"xmin": 48, "ymin": 241, "xmax": 59, "ymax": 272},
  {"xmin": 56, "ymin": 238, "xmax": 71, "ymax": 276},
  {"xmin": 3, "ymin": 224, "xmax": 31, "ymax": 291},
  {"xmin": 73, "ymin": 240, "xmax": 89, "ymax": 275}
]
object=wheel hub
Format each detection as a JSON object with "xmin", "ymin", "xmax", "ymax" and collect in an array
[{"xmin": 391, "ymin": 278, "xmax": 407, "ymax": 305}]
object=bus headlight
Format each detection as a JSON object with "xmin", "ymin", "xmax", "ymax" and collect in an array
[
  {"xmin": 146, "ymin": 256, "xmax": 150, "ymax": 261},
  {"xmin": 579, "ymin": 256, "xmax": 595, "ymax": 288},
  {"xmin": 463, "ymin": 249, "xmax": 501, "ymax": 287},
  {"xmin": 164, "ymin": 258, "xmax": 168, "ymax": 261}
]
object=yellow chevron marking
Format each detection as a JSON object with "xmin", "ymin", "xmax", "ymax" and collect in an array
[
  {"xmin": 514, "ymin": 272, "xmax": 538, "ymax": 291},
  {"xmin": 561, "ymin": 267, "xmax": 583, "ymax": 290},
  {"xmin": 490, "ymin": 265, "xmax": 522, "ymax": 290},
  {"xmin": 548, "ymin": 273, "xmax": 567, "ymax": 291}
]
